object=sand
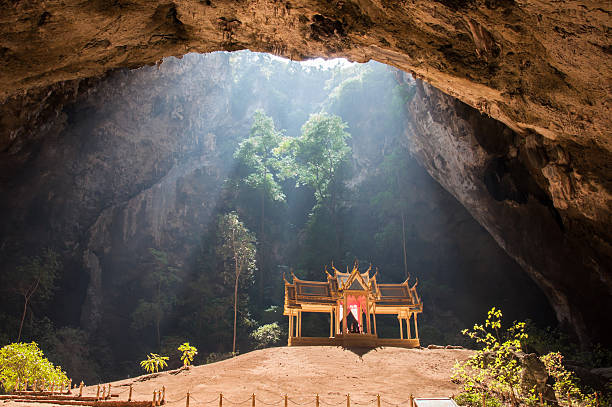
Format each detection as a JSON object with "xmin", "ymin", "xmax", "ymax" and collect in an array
[{"xmin": 3, "ymin": 346, "xmax": 473, "ymax": 406}]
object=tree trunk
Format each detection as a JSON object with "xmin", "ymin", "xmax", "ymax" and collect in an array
[
  {"xmin": 233, "ymin": 274, "xmax": 239, "ymax": 354},
  {"xmin": 259, "ymin": 187, "xmax": 265, "ymax": 304},
  {"xmin": 17, "ymin": 297, "xmax": 28, "ymax": 342}
]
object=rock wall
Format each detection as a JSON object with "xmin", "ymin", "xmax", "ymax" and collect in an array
[{"xmin": 406, "ymin": 79, "xmax": 611, "ymax": 346}]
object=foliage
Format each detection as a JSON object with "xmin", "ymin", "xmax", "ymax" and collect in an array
[
  {"xmin": 139, "ymin": 353, "xmax": 169, "ymax": 374},
  {"xmin": 454, "ymin": 391, "xmax": 502, "ymax": 407},
  {"xmin": 234, "ymin": 110, "xmax": 286, "ymax": 203},
  {"xmin": 279, "ymin": 113, "xmax": 351, "ymax": 208},
  {"xmin": 0, "ymin": 342, "xmax": 68, "ymax": 393},
  {"xmin": 540, "ymin": 352, "xmax": 598, "ymax": 406},
  {"xmin": 452, "ymin": 307, "xmax": 529, "ymax": 403},
  {"xmin": 131, "ymin": 248, "xmax": 181, "ymax": 349},
  {"xmin": 177, "ymin": 342, "xmax": 198, "ymax": 367},
  {"xmin": 250, "ymin": 323, "xmax": 282, "ymax": 349},
  {"xmin": 216, "ymin": 212, "xmax": 257, "ymax": 354},
  {"xmin": 3, "ymin": 249, "xmax": 61, "ymax": 342}
]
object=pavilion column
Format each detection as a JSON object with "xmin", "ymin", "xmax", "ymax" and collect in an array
[
  {"xmin": 329, "ymin": 310, "xmax": 334, "ymax": 338},
  {"xmin": 335, "ymin": 304, "xmax": 340, "ymax": 335},
  {"xmin": 365, "ymin": 297, "xmax": 371, "ymax": 335},
  {"xmin": 414, "ymin": 313, "xmax": 419, "ymax": 340},
  {"xmin": 343, "ymin": 294, "xmax": 348, "ymax": 335},
  {"xmin": 399, "ymin": 317, "xmax": 404, "ymax": 340},
  {"xmin": 406, "ymin": 313, "xmax": 412, "ymax": 340},
  {"xmin": 289, "ymin": 312, "xmax": 294, "ymax": 340},
  {"xmin": 372, "ymin": 307, "xmax": 377, "ymax": 337}
]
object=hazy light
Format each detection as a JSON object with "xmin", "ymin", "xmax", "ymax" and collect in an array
[{"xmin": 268, "ymin": 54, "xmax": 356, "ymax": 69}]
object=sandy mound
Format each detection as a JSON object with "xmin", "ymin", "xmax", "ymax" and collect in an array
[
  {"xmin": 4, "ymin": 346, "xmax": 473, "ymax": 406},
  {"xmin": 109, "ymin": 346, "xmax": 471, "ymax": 404}
]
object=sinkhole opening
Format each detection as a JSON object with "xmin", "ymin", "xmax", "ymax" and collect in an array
[{"xmin": 0, "ymin": 50, "xmax": 558, "ymax": 383}]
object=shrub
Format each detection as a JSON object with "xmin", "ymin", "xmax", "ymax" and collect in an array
[
  {"xmin": 139, "ymin": 353, "xmax": 169, "ymax": 374},
  {"xmin": 0, "ymin": 342, "xmax": 68, "ymax": 393},
  {"xmin": 454, "ymin": 392, "xmax": 502, "ymax": 407},
  {"xmin": 250, "ymin": 323, "xmax": 282, "ymax": 349},
  {"xmin": 177, "ymin": 343, "xmax": 197, "ymax": 367},
  {"xmin": 540, "ymin": 352, "xmax": 600, "ymax": 406},
  {"xmin": 452, "ymin": 307, "xmax": 532, "ymax": 405}
]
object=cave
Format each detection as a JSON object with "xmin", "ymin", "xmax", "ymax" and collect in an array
[{"xmin": 0, "ymin": 0, "xmax": 610, "ymax": 385}]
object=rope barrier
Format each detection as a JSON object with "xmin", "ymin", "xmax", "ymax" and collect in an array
[
  {"xmin": 256, "ymin": 396, "xmax": 284, "ymax": 405},
  {"xmin": 286, "ymin": 397, "xmax": 313, "ymax": 405},
  {"xmin": 318, "ymin": 398, "xmax": 348, "ymax": 406},
  {"xmin": 223, "ymin": 396, "xmax": 255, "ymax": 405}
]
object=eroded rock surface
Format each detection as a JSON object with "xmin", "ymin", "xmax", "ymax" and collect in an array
[{"xmin": 406, "ymin": 79, "xmax": 611, "ymax": 346}]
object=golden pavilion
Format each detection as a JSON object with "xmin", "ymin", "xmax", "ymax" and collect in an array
[{"xmin": 283, "ymin": 263, "xmax": 423, "ymax": 348}]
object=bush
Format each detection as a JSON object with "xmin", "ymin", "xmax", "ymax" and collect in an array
[
  {"xmin": 177, "ymin": 343, "xmax": 198, "ymax": 367},
  {"xmin": 250, "ymin": 323, "xmax": 282, "ymax": 349},
  {"xmin": 0, "ymin": 342, "xmax": 68, "ymax": 393},
  {"xmin": 139, "ymin": 353, "xmax": 168, "ymax": 374},
  {"xmin": 452, "ymin": 307, "xmax": 534, "ymax": 405},
  {"xmin": 455, "ymin": 392, "xmax": 502, "ymax": 407}
]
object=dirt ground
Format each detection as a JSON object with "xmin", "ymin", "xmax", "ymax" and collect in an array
[{"xmin": 4, "ymin": 346, "xmax": 473, "ymax": 407}]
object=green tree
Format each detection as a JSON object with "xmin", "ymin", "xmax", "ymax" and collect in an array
[
  {"xmin": 0, "ymin": 342, "xmax": 68, "ymax": 393},
  {"xmin": 234, "ymin": 110, "xmax": 285, "ymax": 302},
  {"xmin": 216, "ymin": 213, "xmax": 257, "ymax": 354},
  {"xmin": 372, "ymin": 150, "xmax": 413, "ymax": 279},
  {"xmin": 3, "ymin": 249, "xmax": 61, "ymax": 342},
  {"xmin": 131, "ymin": 249, "xmax": 181, "ymax": 349},
  {"xmin": 279, "ymin": 113, "xmax": 351, "ymax": 256}
]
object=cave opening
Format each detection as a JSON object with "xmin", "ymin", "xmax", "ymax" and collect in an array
[{"xmin": 0, "ymin": 50, "xmax": 569, "ymax": 383}]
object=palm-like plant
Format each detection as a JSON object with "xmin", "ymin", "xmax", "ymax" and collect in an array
[
  {"xmin": 177, "ymin": 343, "xmax": 198, "ymax": 367},
  {"xmin": 139, "ymin": 353, "xmax": 168, "ymax": 374}
]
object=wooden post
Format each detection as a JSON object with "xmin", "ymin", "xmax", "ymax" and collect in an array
[
  {"xmin": 365, "ymin": 297, "xmax": 371, "ymax": 335},
  {"xmin": 316, "ymin": 394, "xmax": 320, "ymax": 407},
  {"xmin": 96, "ymin": 385, "xmax": 100, "ymax": 400},
  {"xmin": 347, "ymin": 394, "xmax": 350, "ymax": 407},
  {"xmin": 186, "ymin": 392, "xmax": 190, "ymax": 407},
  {"xmin": 298, "ymin": 311, "xmax": 302, "ymax": 337},
  {"xmin": 288, "ymin": 311, "xmax": 294, "ymax": 340},
  {"xmin": 410, "ymin": 393, "xmax": 414, "ymax": 407},
  {"xmin": 219, "ymin": 393, "xmax": 223, "ymax": 407},
  {"xmin": 481, "ymin": 393, "xmax": 485, "ymax": 407},
  {"xmin": 153, "ymin": 390, "xmax": 157, "ymax": 406},
  {"xmin": 42, "ymin": 379, "xmax": 46, "ymax": 391},
  {"xmin": 108, "ymin": 384, "xmax": 112, "ymax": 400},
  {"xmin": 128, "ymin": 384, "xmax": 133, "ymax": 402},
  {"xmin": 335, "ymin": 305, "xmax": 340, "ymax": 335},
  {"xmin": 406, "ymin": 313, "xmax": 412, "ymax": 339},
  {"xmin": 162, "ymin": 386, "xmax": 166, "ymax": 405},
  {"xmin": 377, "ymin": 394, "xmax": 381, "ymax": 407},
  {"xmin": 252, "ymin": 393, "xmax": 255, "ymax": 407},
  {"xmin": 539, "ymin": 392, "xmax": 543, "ymax": 406},
  {"xmin": 68, "ymin": 380, "xmax": 72, "ymax": 393},
  {"xmin": 399, "ymin": 317, "xmax": 404, "ymax": 339},
  {"xmin": 78, "ymin": 381, "xmax": 83, "ymax": 397},
  {"xmin": 33, "ymin": 380, "xmax": 37, "ymax": 392},
  {"xmin": 343, "ymin": 294, "xmax": 348, "ymax": 334},
  {"xmin": 284, "ymin": 394, "xmax": 288, "ymax": 407},
  {"xmin": 329, "ymin": 310, "xmax": 334, "ymax": 338},
  {"xmin": 414, "ymin": 313, "xmax": 419, "ymax": 340}
]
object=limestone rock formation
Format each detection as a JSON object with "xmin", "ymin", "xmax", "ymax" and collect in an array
[{"xmin": 405, "ymin": 79, "xmax": 611, "ymax": 346}]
